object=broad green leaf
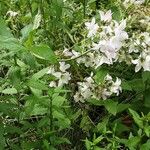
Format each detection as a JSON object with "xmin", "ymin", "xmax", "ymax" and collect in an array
[
  {"xmin": 30, "ymin": 45, "xmax": 57, "ymax": 63},
  {"xmin": 87, "ymin": 98, "xmax": 104, "ymax": 106},
  {"xmin": 27, "ymin": 79, "xmax": 48, "ymax": 90},
  {"xmin": 52, "ymin": 96, "xmax": 66, "ymax": 107},
  {"xmin": 126, "ymin": 136, "xmax": 141, "ymax": 149},
  {"xmin": 0, "ymin": 17, "xmax": 13, "ymax": 37},
  {"xmin": 104, "ymin": 100, "xmax": 118, "ymax": 116},
  {"xmin": 117, "ymin": 103, "xmax": 130, "ymax": 113},
  {"xmin": 2, "ymin": 87, "xmax": 17, "ymax": 94},
  {"xmin": 31, "ymin": 104, "xmax": 47, "ymax": 116},
  {"xmin": 140, "ymin": 140, "xmax": 150, "ymax": 150},
  {"xmin": 142, "ymin": 71, "xmax": 150, "ymax": 83},
  {"xmin": 111, "ymin": 5, "xmax": 123, "ymax": 21},
  {"xmin": 128, "ymin": 79, "xmax": 144, "ymax": 92},
  {"xmin": 94, "ymin": 68, "xmax": 108, "ymax": 84},
  {"xmin": 53, "ymin": 110, "xmax": 71, "ymax": 129},
  {"xmin": 32, "ymin": 68, "xmax": 49, "ymax": 79},
  {"xmin": 121, "ymin": 81, "xmax": 132, "ymax": 91},
  {"xmin": 144, "ymin": 126, "xmax": 150, "ymax": 137},
  {"xmin": 0, "ymin": 36, "xmax": 26, "ymax": 52}
]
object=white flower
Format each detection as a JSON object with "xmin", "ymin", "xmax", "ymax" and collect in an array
[
  {"xmin": 47, "ymin": 66, "xmax": 55, "ymax": 74},
  {"xmin": 101, "ymin": 89, "xmax": 112, "ymax": 100},
  {"xmin": 74, "ymin": 92, "xmax": 85, "ymax": 103},
  {"xmin": 95, "ymin": 55, "xmax": 112, "ymax": 68},
  {"xmin": 99, "ymin": 10, "xmax": 112, "ymax": 22},
  {"xmin": 132, "ymin": 52, "xmax": 150, "ymax": 72},
  {"xmin": 49, "ymin": 81, "xmax": 57, "ymax": 87},
  {"xmin": 53, "ymin": 72, "xmax": 62, "ymax": 78},
  {"xmin": 110, "ymin": 78, "xmax": 122, "ymax": 96},
  {"xmin": 134, "ymin": 0, "xmax": 145, "ymax": 4},
  {"xmin": 105, "ymin": 74, "xmax": 113, "ymax": 81},
  {"xmin": 114, "ymin": 20, "xmax": 128, "ymax": 41},
  {"xmin": 6, "ymin": 10, "xmax": 18, "ymax": 17},
  {"xmin": 63, "ymin": 48, "xmax": 73, "ymax": 57},
  {"xmin": 58, "ymin": 72, "xmax": 71, "ymax": 87},
  {"xmin": 59, "ymin": 62, "xmax": 70, "ymax": 72},
  {"xmin": 123, "ymin": 0, "xmax": 145, "ymax": 6},
  {"xmin": 85, "ymin": 18, "xmax": 99, "ymax": 38}
]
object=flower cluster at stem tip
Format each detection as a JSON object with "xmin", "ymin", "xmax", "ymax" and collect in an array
[{"xmin": 47, "ymin": 0, "xmax": 150, "ymax": 103}]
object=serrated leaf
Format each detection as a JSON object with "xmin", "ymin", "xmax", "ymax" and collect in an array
[
  {"xmin": 129, "ymin": 108, "xmax": 143, "ymax": 128},
  {"xmin": 96, "ymin": 117, "xmax": 109, "ymax": 134}
]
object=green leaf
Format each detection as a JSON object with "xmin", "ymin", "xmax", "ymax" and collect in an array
[
  {"xmin": 2, "ymin": 87, "xmax": 17, "ymax": 94},
  {"xmin": 111, "ymin": 5, "xmax": 123, "ymax": 21},
  {"xmin": 0, "ymin": 36, "xmax": 26, "ymax": 52},
  {"xmin": 0, "ymin": 17, "xmax": 13, "ymax": 37},
  {"xmin": 93, "ymin": 136, "xmax": 104, "ymax": 145},
  {"xmin": 53, "ymin": 110, "xmax": 71, "ymax": 129},
  {"xmin": 121, "ymin": 81, "xmax": 132, "ymax": 91},
  {"xmin": 144, "ymin": 126, "xmax": 150, "ymax": 137},
  {"xmin": 27, "ymin": 79, "xmax": 48, "ymax": 90},
  {"xmin": 87, "ymin": 99, "xmax": 104, "ymax": 106},
  {"xmin": 52, "ymin": 96, "xmax": 66, "ymax": 107},
  {"xmin": 117, "ymin": 103, "xmax": 130, "ymax": 113},
  {"xmin": 126, "ymin": 136, "xmax": 141, "ymax": 149},
  {"xmin": 140, "ymin": 140, "xmax": 150, "ymax": 150},
  {"xmin": 8, "ymin": 66, "xmax": 22, "ymax": 90},
  {"xmin": 80, "ymin": 113, "xmax": 93, "ymax": 131},
  {"xmin": 31, "ymin": 104, "xmax": 47, "ymax": 116},
  {"xmin": 0, "ymin": 124, "xmax": 5, "ymax": 150},
  {"xmin": 85, "ymin": 138, "xmax": 92, "ymax": 150},
  {"xmin": 144, "ymin": 88, "xmax": 150, "ymax": 108},
  {"xmin": 30, "ymin": 44, "xmax": 57, "ymax": 63},
  {"xmin": 94, "ymin": 68, "xmax": 108, "ymax": 84},
  {"xmin": 142, "ymin": 71, "xmax": 150, "ymax": 83},
  {"xmin": 128, "ymin": 79, "xmax": 145, "ymax": 91},
  {"xmin": 96, "ymin": 117, "xmax": 109, "ymax": 134},
  {"xmin": 129, "ymin": 108, "xmax": 143, "ymax": 128},
  {"xmin": 104, "ymin": 100, "xmax": 118, "ymax": 116},
  {"xmin": 32, "ymin": 68, "xmax": 49, "ymax": 79}
]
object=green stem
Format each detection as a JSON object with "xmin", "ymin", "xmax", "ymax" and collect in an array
[{"xmin": 60, "ymin": 49, "xmax": 93, "ymax": 62}]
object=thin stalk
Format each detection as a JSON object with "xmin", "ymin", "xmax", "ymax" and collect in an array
[
  {"xmin": 27, "ymin": 0, "xmax": 33, "ymax": 20},
  {"xmin": 60, "ymin": 49, "xmax": 93, "ymax": 62}
]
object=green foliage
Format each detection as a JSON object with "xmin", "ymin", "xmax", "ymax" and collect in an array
[{"xmin": 0, "ymin": 0, "xmax": 150, "ymax": 149}]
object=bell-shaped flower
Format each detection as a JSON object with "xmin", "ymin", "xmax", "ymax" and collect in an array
[
  {"xmin": 85, "ymin": 18, "xmax": 99, "ymax": 38},
  {"xmin": 99, "ymin": 10, "xmax": 112, "ymax": 22}
]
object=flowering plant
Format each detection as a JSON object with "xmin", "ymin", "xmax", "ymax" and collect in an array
[{"xmin": 0, "ymin": 0, "xmax": 150, "ymax": 149}]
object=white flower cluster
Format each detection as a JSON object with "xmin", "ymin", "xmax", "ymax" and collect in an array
[
  {"xmin": 130, "ymin": 32, "xmax": 150, "ymax": 72},
  {"xmin": 74, "ymin": 74, "xmax": 122, "ymax": 103},
  {"xmin": 123, "ymin": 0, "xmax": 145, "ymax": 6},
  {"xmin": 63, "ymin": 10, "xmax": 128, "ymax": 69},
  {"xmin": 47, "ymin": 62, "xmax": 71, "ymax": 87},
  {"xmin": 48, "ymin": 8, "xmax": 150, "ymax": 103}
]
